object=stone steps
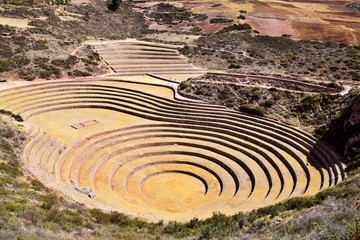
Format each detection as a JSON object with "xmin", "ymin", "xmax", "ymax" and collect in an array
[{"xmin": 92, "ymin": 40, "xmax": 203, "ymax": 76}]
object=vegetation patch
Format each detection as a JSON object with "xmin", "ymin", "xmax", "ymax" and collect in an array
[
  {"xmin": 219, "ymin": 23, "xmax": 252, "ymax": 33},
  {"xmin": 181, "ymin": 32, "xmax": 360, "ymax": 81},
  {"xmin": 179, "ymin": 75, "xmax": 360, "ymax": 134}
]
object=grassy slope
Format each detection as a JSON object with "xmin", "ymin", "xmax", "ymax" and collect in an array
[
  {"xmin": 0, "ymin": 113, "xmax": 359, "ymax": 239},
  {"xmin": 181, "ymin": 31, "xmax": 360, "ymax": 81}
]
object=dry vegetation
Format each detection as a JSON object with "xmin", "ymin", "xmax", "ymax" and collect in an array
[
  {"xmin": 181, "ymin": 31, "xmax": 360, "ymax": 81},
  {"xmin": 0, "ymin": 27, "xmax": 105, "ymax": 81},
  {"xmin": 0, "ymin": 0, "xmax": 148, "ymax": 81},
  {"xmin": 179, "ymin": 74, "xmax": 360, "ymax": 135}
]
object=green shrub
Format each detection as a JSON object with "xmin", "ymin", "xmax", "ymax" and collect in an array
[
  {"xmin": 90, "ymin": 209, "xmax": 111, "ymax": 224},
  {"xmin": 201, "ymin": 212, "xmax": 237, "ymax": 239},
  {"xmin": 315, "ymin": 187, "xmax": 360, "ymax": 201},
  {"xmin": 282, "ymin": 197, "xmax": 321, "ymax": 211},
  {"xmin": 0, "ymin": 60, "xmax": 14, "ymax": 72},
  {"xmin": 0, "ymin": 162, "xmax": 20, "ymax": 177},
  {"xmin": 314, "ymin": 124, "xmax": 328, "ymax": 138},
  {"xmin": 70, "ymin": 70, "xmax": 92, "ymax": 77},
  {"xmin": 31, "ymin": 179, "xmax": 45, "ymax": 191},
  {"xmin": 23, "ymin": 208, "xmax": 43, "ymax": 224},
  {"xmin": 260, "ymin": 99, "xmax": 275, "ymax": 108},
  {"xmin": 229, "ymin": 63, "xmax": 240, "ymax": 69},
  {"xmin": 108, "ymin": 0, "xmax": 122, "ymax": 11},
  {"xmin": 44, "ymin": 208, "xmax": 65, "ymax": 224},
  {"xmin": 256, "ymin": 204, "xmax": 284, "ymax": 218},
  {"xmin": 179, "ymin": 81, "xmax": 188, "ymax": 90},
  {"xmin": 0, "ymin": 138, "xmax": 14, "ymax": 156},
  {"xmin": 343, "ymin": 217, "xmax": 360, "ymax": 240},
  {"xmin": 163, "ymin": 221, "xmax": 185, "ymax": 235},
  {"xmin": 239, "ymin": 104, "xmax": 266, "ymax": 117},
  {"xmin": 33, "ymin": 39, "xmax": 49, "ymax": 50},
  {"xmin": 39, "ymin": 64, "xmax": 61, "ymax": 79},
  {"xmin": 219, "ymin": 23, "xmax": 252, "ymax": 33},
  {"xmin": 67, "ymin": 211, "xmax": 84, "ymax": 226},
  {"xmin": 231, "ymin": 212, "xmax": 245, "ymax": 228},
  {"xmin": 1, "ymin": 128, "xmax": 14, "ymax": 138},
  {"xmin": 41, "ymin": 193, "xmax": 58, "ymax": 210},
  {"xmin": 185, "ymin": 217, "xmax": 200, "ymax": 229},
  {"xmin": 12, "ymin": 114, "xmax": 24, "ymax": 122},
  {"xmin": 298, "ymin": 95, "xmax": 318, "ymax": 112},
  {"xmin": 3, "ymin": 0, "xmax": 34, "ymax": 6}
]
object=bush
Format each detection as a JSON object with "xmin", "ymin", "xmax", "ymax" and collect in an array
[
  {"xmin": 108, "ymin": 0, "xmax": 122, "ymax": 11},
  {"xmin": 179, "ymin": 81, "xmax": 189, "ymax": 90},
  {"xmin": 0, "ymin": 110, "xmax": 23, "ymax": 122},
  {"xmin": 298, "ymin": 95, "xmax": 318, "ymax": 112},
  {"xmin": 315, "ymin": 124, "xmax": 328, "ymax": 138},
  {"xmin": 41, "ymin": 194, "xmax": 58, "ymax": 210},
  {"xmin": 219, "ymin": 23, "xmax": 252, "ymax": 33},
  {"xmin": 33, "ymin": 39, "xmax": 49, "ymax": 50},
  {"xmin": 201, "ymin": 212, "xmax": 237, "ymax": 239},
  {"xmin": 210, "ymin": 18, "xmax": 233, "ymax": 24},
  {"xmin": 44, "ymin": 208, "xmax": 64, "ymax": 223},
  {"xmin": 239, "ymin": 104, "xmax": 266, "ymax": 117},
  {"xmin": 229, "ymin": 63, "xmax": 240, "ymax": 69},
  {"xmin": 0, "ymin": 161, "xmax": 20, "ymax": 177},
  {"xmin": 282, "ymin": 197, "xmax": 321, "ymax": 211},
  {"xmin": 31, "ymin": 179, "xmax": 45, "ymax": 191},
  {"xmin": 163, "ymin": 221, "xmax": 185, "ymax": 234},
  {"xmin": 260, "ymin": 99, "xmax": 275, "ymax": 108},
  {"xmin": 315, "ymin": 186, "xmax": 360, "ymax": 201},
  {"xmin": 12, "ymin": 114, "xmax": 23, "ymax": 122},
  {"xmin": 51, "ymin": 56, "xmax": 78, "ymax": 69},
  {"xmin": 0, "ymin": 60, "xmax": 14, "ymax": 72},
  {"xmin": 90, "ymin": 209, "xmax": 111, "ymax": 224},
  {"xmin": 70, "ymin": 70, "xmax": 92, "ymax": 77}
]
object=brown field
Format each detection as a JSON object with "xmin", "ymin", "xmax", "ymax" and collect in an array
[{"xmin": 138, "ymin": 0, "xmax": 360, "ymax": 44}]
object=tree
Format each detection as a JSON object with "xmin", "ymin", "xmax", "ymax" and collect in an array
[{"xmin": 108, "ymin": 0, "xmax": 122, "ymax": 11}]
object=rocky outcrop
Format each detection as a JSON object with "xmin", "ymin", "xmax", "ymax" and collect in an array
[
  {"xmin": 346, "ymin": 2, "xmax": 360, "ymax": 12},
  {"xmin": 323, "ymin": 94, "xmax": 360, "ymax": 164}
]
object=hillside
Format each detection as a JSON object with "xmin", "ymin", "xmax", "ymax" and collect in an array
[
  {"xmin": 324, "ymin": 95, "xmax": 360, "ymax": 170},
  {"xmin": 0, "ymin": 0, "xmax": 147, "ymax": 81}
]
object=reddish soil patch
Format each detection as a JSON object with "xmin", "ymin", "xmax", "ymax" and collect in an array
[
  {"xmin": 134, "ymin": 0, "xmax": 360, "ymax": 44},
  {"xmin": 246, "ymin": 17, "xmax": 295, "ymax": 36},
  {"xmin": 148, "ymin": 22, "xmax": 169, "ymax": 31},
  {"xmin": 292, "ymin": 21, "xmax": 358, "ymax": 44},
  {"xmin": 196, "ymin": 21, "xmax": 232, "ymax": 33},
  {"xmin": 245, "ymin": 0, "xmax": 360, "ymax": 44}
]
